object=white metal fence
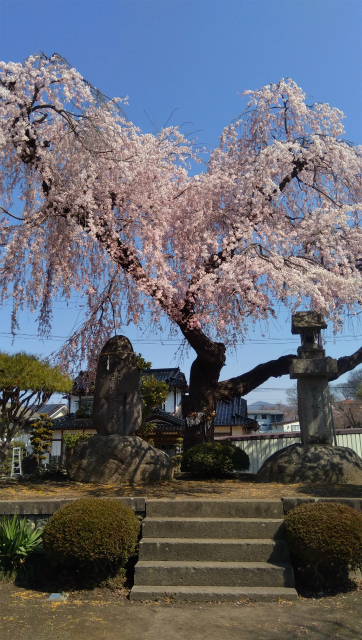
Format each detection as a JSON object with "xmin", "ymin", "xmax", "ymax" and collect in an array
[{"xmin": 231, "ymin": 429, "xmax": 362, "ymax": 474}]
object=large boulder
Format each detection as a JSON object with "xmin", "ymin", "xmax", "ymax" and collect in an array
[
  {"xmin": 92, "ymin": 335, "xmax": 142, "ymax": 436},
  {"xmin": 68, "ymin": 435, "xmax": 174, "ymax": 483},
  {"xmin": 257, "ymin": 443, "xmax": 362, "ymax": 484}
]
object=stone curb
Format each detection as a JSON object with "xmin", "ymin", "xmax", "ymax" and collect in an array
[{"xmin": 0, "ymin": 496, "xmax": 146, "ymax": 516}]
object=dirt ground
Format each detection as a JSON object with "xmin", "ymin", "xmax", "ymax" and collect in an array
[
  {"xmin": 0, "ymin": 581, "xmax": 361, "ymax": 640},
  {"xmin": 1, "ymin": 474, "xmax": 362, "ymax": 501},
  {"xmin": 1, "ymin": 476, "xmax": 362, "ymax": 638}
]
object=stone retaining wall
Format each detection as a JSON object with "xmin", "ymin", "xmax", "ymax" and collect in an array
[{"xmin": 0, "ymin": 497, "xmax": 146, "ymax": 528}]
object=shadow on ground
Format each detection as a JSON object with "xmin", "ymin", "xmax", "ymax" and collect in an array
[{"xmin": 1, "ymin": 474, "xmax": 361, "ymax": 500}]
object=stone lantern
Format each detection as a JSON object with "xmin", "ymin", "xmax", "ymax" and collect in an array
[
  {"xmin": 289, "ymin": 311, "xmax": 338, "ymax": 445},
  {"xmin": 257, "ymin": 310, "xmax": 362, "ymax": 484}
]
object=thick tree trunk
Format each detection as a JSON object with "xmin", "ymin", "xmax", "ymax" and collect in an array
[
  {"xmin": 182, "ymin": 351, "xmax": 225, "ymax": 450},
  {"xmin": 180, "ymin": 325, "xmax": 226, "ymax": 451}
]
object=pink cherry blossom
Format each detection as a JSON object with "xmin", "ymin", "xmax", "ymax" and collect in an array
[{"xmin": 1, "ymin": 55, "xmax": 362, "ymax": 443}]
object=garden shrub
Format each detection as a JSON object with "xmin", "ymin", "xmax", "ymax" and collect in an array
[
  {"xmin": 285, "ymin": 501, "xmax": 362, "ymax": 590},
  {"xmin": 182, "ymin": 442, "xmax": 250, "ymax": 477},
  {"xmin": 0, "ymin": 515, "xmax": 43, "ymax": 575},
  {"xmin": 43, "ymin": 498, "xmax": 140, "ymax": 585}
]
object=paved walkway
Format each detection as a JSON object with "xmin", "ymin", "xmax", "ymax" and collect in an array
[{"xmin": 0, "ymin": 582, "xmax": 361, "ymax": 640}]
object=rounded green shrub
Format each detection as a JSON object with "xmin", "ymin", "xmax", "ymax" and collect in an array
[
  {"xmin": 43, "ymin": 498, "xmax": 140, "ymax": 581},
  {"xmin": 285, "ymin": 501, "xmax": 362, "ymax": 589},
  {"xmin": 182, "ymin": 442, "xmax": 250, "ymax": 477}
]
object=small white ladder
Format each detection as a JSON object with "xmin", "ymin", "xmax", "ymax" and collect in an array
[{"xmin": 10, "ymin": 447, "xmax": 23, "ymax": 477}]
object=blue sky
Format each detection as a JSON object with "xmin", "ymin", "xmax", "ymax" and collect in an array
[{"xmin": 0, "ymin": 0, "xmax": 362, "ymax": 404}]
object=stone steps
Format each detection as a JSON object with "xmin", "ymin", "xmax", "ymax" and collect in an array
[
  {"xmin": 142, "ymin": 517, "xmax": 285, "ymax": 539},
  {"xmin": 131, "ymin": 585, "xmax": 297, "ymax": 603},
  {"xmin": 135, "ymin": 560, "xmax": 295, "ymax": 587},
  {"xmin": 130, "ymin": 499, "xmax": 297, "ymax": 602},
  {"xmin": 139, "ymin": 538, "xmax": 290, "ymax": 562}
]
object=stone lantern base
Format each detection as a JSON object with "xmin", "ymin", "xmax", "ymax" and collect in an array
[
  {"xmin": 257, "ymin": 444, "xmax": 362, "ymax": 484},
  {"xmin": 67, "ymin": 435, "xmax": 174, "ymax": 484}
]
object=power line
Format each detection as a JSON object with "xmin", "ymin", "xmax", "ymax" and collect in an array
[{"xmin": 1, "ymin": 330, "xmax": 362, "ymax": 346}]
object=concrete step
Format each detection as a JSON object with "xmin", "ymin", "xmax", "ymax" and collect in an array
[
  {"xmin": 130, "ymin": 585, "xmax": 298, "ymax": 602},
  {"xmin": 139, "ymin": 538, "xmax": 290, "ymax": 562},
  {"xmin": 142, "ymin": 517, "xmax": 285, "ymax": 539},
  {"xmin": 134, "ymin": 560, "xmax": 295, "ymax": 588},
  {"xmin": 146, "ymin": 499, "xmax": 284, "ymax": 519}
]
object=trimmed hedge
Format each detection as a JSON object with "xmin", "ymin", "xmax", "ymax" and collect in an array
[
  {"xmin": 43, "ymin": 498, "xmax": 140, "ymax": 582},
  {"xmin": 285, "ymin": 501, "xmax": 362, "ymax": 589},
  {"xmin": 183, "ymin": 442, "xmax": 250, "ymax": 477}
]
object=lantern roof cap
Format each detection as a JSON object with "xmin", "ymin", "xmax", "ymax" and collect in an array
[{"xmin": 291, "ymin": 311, "xmax": 327, "ymax": 335}]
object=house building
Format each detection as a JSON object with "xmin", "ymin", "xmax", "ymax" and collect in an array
[
  {"xmin": 17, "ymin": 403, "xmax": 69, "ymax": 455},
  {"xmin": 142, "ymin": 368, "xmax": 188, "ymax": 414},
  {"xmin": 50, "ymin": 414, "xmax": 94, "ymax": 460},
  {"xmin": 269, "ymin": 420, "xmax": 300, "ymax": 433},
  {"xmin": 29, "ymin": 403, "xmax": 69, "ymax": 423},
  {"xmin": 214, "ymin": 396, "xmax": 258, "ymax": 438},
  {"xmin": 247, "ymin": 401, "xmax": 284, "ymax": 432}
]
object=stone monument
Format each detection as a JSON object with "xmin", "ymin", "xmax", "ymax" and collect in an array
[
  {"xmin": 92, "ymin": 336, "xmax": 142, "ymax": 436},
  {"xmin": 68, "ymin": 335, "xmax": 173, "ymax": 483},
  {"xmin": 257, "ymin": 312, "xmax": 362, "ymax": 484}
]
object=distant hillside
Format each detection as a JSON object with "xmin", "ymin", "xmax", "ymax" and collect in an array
[{"xmin": 248, "ymin": 401, "xmax": 275, "ymax": 410}]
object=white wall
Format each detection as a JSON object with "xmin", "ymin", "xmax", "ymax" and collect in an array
[{"xmin": 233, "ymin": 431, "xmax": 362, "ymax": 474}]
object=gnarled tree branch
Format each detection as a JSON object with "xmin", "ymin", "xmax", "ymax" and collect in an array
[{"xmin": 217, "ymin": 344, "xmax": 362, "ymax": 401}]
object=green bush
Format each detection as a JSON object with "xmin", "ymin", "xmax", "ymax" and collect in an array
[
  {"xmin": 285, "ymin": 502, "xmax": 362, "ymax": 590},
  {"xmin": 183, "ymin": 442, "xmax": 250, "ymax": 477},
  {"xmin": 0, "ymin": 515, "xmax": 43, "ymax": 574},
  {"xmin": 43, "ymin": 498, "xmax": 140, "ymax": 584}
]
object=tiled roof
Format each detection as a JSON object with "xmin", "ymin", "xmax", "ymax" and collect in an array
[
  {"xmin": 149, "ymin": 422, "xmax": 184, "ymax": 433},
  {"xmin": 28, "ymin": 403, "xmax": 68, "ymax": 422},
  {"xmin": 215, "ymin": 396, "xmax": 255, "ymax": 426},
  {"xmin": 142, "ymin": 368, "xmax": 188, "ymax": 389},
  {"xmin": 146, "ymin": 408, "xmax": 185, "ymax": 429},
  {"xmin": 52, "ymin": 415, "xmax": 94, "ymax": 431},
  {"xmin": 37, "ymin": 403, "xmax": 68, "ymax": 416}
]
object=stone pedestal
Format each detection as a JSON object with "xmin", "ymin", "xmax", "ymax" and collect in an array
[
  {"xmin": 257, "ymin": 443, "xmax": 362, "ymax": 484},
  {"xmin": 68, "ymin": 435, "xmax": 174, "ymax": 484}
]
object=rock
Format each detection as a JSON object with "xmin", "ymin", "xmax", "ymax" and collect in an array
[
  {"xmin": 92, "ymin": 335, "xmax": 142, "ymax": 436},
  {"xmin": 68, "ymin": 435, "xmax": 174, "ymax": 483},
  {"xmin": 257, "ymin": 444, "xmax": 362, "ymax": 484}
]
